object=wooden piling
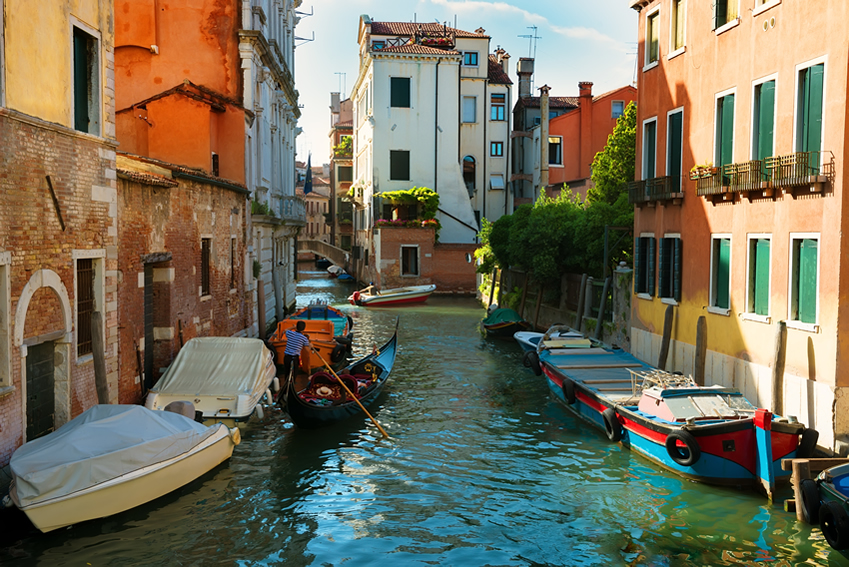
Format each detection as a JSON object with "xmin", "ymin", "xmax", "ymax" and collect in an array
[
  {"xmin": 533, "ymin": 283, "xmax": 543, "ymax": 330},
  {"xmin": 487, "ymin": 269, "xmax": 497, "ymax": 307},
  {"xmin": 694, "ymin": 315, "xmax": 707, "ymax": 385},
  {"xmin": 92, "ymin": 311, "xmax": 109, "ymax": 404},
  {"xmin": 518, "ymin": 274, "xmax": 529, "ymax": 319},
  {"xmin": 258, "ymin": 283, "xmax": 267, "ymax": 340},
  {"xmin": 658, "ymin": 305, "xmax": 674, "ymax": 370},
  {"xmin": 574, "ymin": 273, "xmax": 588, "ymax": 330},
  {"xmin": 594, "ymin": 276, "xmax": 612, "ymax": 341},
  {"xmin": 792, "ymin": 459, "xmax": 811, "ymax": 523},
  {"xmin": 771, "ymin": 321, "xmax": 787, "ymax": 416},
  {"xmin": 581, "ymin": 277, "xmax": 594, "ymax": 335}
]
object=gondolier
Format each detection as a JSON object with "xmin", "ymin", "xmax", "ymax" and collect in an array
[{"xmin": 282, "ymin": 321, "xmax": 311, "ymax": 381}]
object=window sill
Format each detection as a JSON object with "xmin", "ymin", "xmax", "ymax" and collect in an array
[
  {"xmin": 715, "ymin": 18, "xmax": 740, "ymax": 36},
  {"xmin": 549, "ymin": 164, "xmax": 564, "ymax": 168},
  {"xmin": 636, "ymin": 293, "xmax": 653, "ymax": 301},
  {"xmin": 741, "ymin": 313, "xmax": 771, "ymax": 324},
  {"xmin": 76, "ymin": 353, "xmax": 94, "ymax": 366},
  {"xmin": 667, "ymin": 47, "xmax": 686, "ymax": 61},
  {"xmin": 200, "ymin": 294, "xmax": 213, "ymax": 302},
  {"xmin": 787, "ymin": 320, "xmax": 819, "ymax": 333},
  {"xmin": 660, "ymin": 298, "xmax": 679, "ymax": 306},
  {"xmin": 753, "ymin": 0, "xmax": 781, "ymax": 17},
  {"xmin": 0, "ymin": 385, "xmax": 14, "ymax": 399},
  {"xmin": 707, "ymin": 306, "xmax": 731, "ymax": 316},
  {"xmin": 642, "ymin": 61, "xmax": 659, "ymax": 73},
  {"xmin": 230, "ymin": 288, "xmax": 238, "ymax": 294}
]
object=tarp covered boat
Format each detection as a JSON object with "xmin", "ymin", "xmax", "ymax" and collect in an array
[
  {"xmin": 283, "ymin": 319, "xmax": 399, "ymax": 429},
  {"xmin": 145, "ymin": 337, "xmax": 276, "ymax": 426},
  {"xmin": 8, "ymin": 405, "xmax": 239, "ymax": 532},
  {"xmin": 482, "ymin": 307, "xmax": 529, "ymax": 337}
]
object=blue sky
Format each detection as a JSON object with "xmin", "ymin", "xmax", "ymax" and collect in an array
[{"xmin": 293, "ymin": 0, "xmax": 638, "ymax": 163}]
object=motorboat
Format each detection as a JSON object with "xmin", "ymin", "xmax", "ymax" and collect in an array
[
  {"xmin": 514, "ymin": 328, "xmax": 584, "ymax": 352},
  {"xmin": 348, "ymin": 284, "xmax": 436, "ymax": 307},
  {"xmin": 7, "ymin": 404, "xmax": 240, "ymax": 533},
  {"xmin": 799, "ymin": 462, "xmax": 849, "ymax": 550},
  {"xmin": 145, "ymin": 337, "xmax": 276, "ymax": 427}
]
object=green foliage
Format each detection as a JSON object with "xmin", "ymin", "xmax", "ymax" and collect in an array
[
  {"xmin": 500, "ymin": 287, "xmax": 523, "ymax": 311},
  {"xmin": 378, "ymin": 187, "xmax": 439, "ymax": 219},
  {"xmin": 587, "ymin": 101, "xmax": 637, "ymax": 206},
  {"xmin": 253, "ymin": 259, "xmax": 262, "ymax": 279},
  {"xmin": 333, "ymin": 136, "xmax": 353, "ymax": 156},
  {"xmin": 251, "ymin": 199, "xmax": 275, "ymax": 217}
]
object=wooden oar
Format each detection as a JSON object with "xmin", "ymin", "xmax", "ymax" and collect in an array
[{"xmin": 310, "ymin": 347, "xmax": 389, "ymax": 438}]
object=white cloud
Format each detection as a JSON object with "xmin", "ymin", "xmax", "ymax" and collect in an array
[
  {"xmin": 428, "ymin": 0, "xmax": 549, "ymax": 26},
  {"xmin": 550, "ymin": 25, "xmax": 628, "ymax": 52}
]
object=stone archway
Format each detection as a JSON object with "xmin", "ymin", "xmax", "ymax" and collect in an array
[{"xmin": 14, "ymin": 269, "xmax": 73, "ymax": 440}]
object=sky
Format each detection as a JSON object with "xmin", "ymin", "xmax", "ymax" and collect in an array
[{"xmin": 292, "ymin": 0, "xmax": 638, "ymax": 164}]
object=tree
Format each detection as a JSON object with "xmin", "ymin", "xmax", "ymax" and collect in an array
[{"xmin": 587, "ymin": 101, "xmax": 637, "ymax": 206}]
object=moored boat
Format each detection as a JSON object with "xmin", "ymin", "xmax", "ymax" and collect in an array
[
  {"xmin": 348, "ymin": 284, "xmax": 436, "ymax": 307},
  {"xmin": 267, "ymin": 319, "xmax": 349, "ymax": 373},
  {"xmin": 282, "ymin": 319, "xmax": 399, "ymax": 429},
  {"xmin": 145, "ymin": 337, "xmax": 276, "ymax": 427},
  {"xmin": 289, "ymin": 300, "xmax": 354, "ymax": 349},
  {"xmin": 7, "ymin": 404, "xmax": 240, "ymax": 533},
  {"xmin": 527, "ymin": 325, "xmax": 818, "ymax": 494},
  {"xmin": 799, "ymin": 462, "xmax": 849, "ymax": 550},
  {"xmin": 482, "ymin": 307, "xmax": 529, "ymax": 337},
  {"xmin": 514, "ymin": 328, "xmax": 584, "ymax": 352}
]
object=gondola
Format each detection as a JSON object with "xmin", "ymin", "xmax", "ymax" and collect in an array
[{"xmin": 282, "ymin": 319, "xmax": 399, "ymax": 429}]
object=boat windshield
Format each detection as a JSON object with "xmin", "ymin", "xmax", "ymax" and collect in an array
[{"xmin": 663, "ymin": 393, "xmax": 756, "ymax": 421}]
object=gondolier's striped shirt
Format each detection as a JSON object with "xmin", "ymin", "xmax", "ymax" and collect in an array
[{"xmin": 283, "ymin": 330, "xmax": 310, "ymax": 356}]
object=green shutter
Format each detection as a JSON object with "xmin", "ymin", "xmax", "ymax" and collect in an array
[
  {"xmin": 647, "ymin": 237, "xmax": 656, "ymax": 296},
  {"xmin": 798, "ymin": 239, "xmax": 818, "ymax": 323},
  {"xmin": 716, "ymin": 95, "xmax": 735, "ymax": 169},
  {"xmin": 645, "ymin": 122, "xmax": 656, "ymax": 179},
  {"xmin": 673, "ymin": 238, "xmax": 682, "ymax": 302},
  {"xmin": 756, "ymin": 81, "xmax": 775, "ymax": 161},
  {"xmin": 798, "ymin": 64, "xmax": 824, "ymax": 155},
  {"xmin": 649, "ymin": 15, "xmax": 659, "ymax": 62},
  {"xmin": 668, "ymin": 112, "xmax": 683, "ymax": 192},
  {"xmin": 73, "ymin": 29, "xmax": 89, "ymax": 133},
  {"xmin": 658, "ymin": 239, "xmax": 668, "ymax": 297},
  {"xmin": 714, "ymin": 0, "xmax": 728, "ymax": 29},
  {"xmin": 391, "ymin": 77, "xmax": 410, "ymax": 108},
  {"xmin": 634, "ymin": 237, "xmax": 642, "ymax": 293},
  {"xmin": 715, "ymin": 238, "xmax": 730, "ymax": 309},
  {"xmin": 754, "ymin": 239, "xmax": 770, "ymax": 316}
]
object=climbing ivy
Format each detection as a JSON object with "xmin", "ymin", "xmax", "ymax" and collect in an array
[{"xmin": 377, "ymin": 187, "xmax": 439, "ymax": 219}]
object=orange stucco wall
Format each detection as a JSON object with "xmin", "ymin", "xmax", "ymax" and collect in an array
[{"xmin": 631, "ymin": 0, "xmax": 849, "ymax": 388}]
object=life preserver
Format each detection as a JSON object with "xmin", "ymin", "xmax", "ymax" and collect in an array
[
  {"xmin": 821, "ymin": 500, "xmax": 849, "ymax": 550},
  {"xmin": 602, "ymin": 408, "xmax": 622, "ymax": 442},
  {"xmin": 799, "ymin": 478, "xmax": 822, "ymax": 525},
  {"xmin": 523, "ymin": 351, "xmax": 542, "ymax": 376},
  {"xmin": 562, "ymin": 379, "xmax": 576, "ymax": 405},
  {"xmin": 665, "ymin": 430, "xmax": 701, "ymax": 467},
  {"xmin": 331, "ymin": 344, "xmax": 347, "ymax": 363}
]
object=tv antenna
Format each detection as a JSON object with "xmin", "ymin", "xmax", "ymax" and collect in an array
[
  {"xmin": 334, "ymin": 72, "xmax": 347, "ymax": 99},
  {"xmin": 518, "ymin": 26, "xmax": 541, "ymax": 59}
]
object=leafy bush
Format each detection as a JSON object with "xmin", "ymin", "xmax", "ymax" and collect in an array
[{"xmin": 378, "ymin": 187, "xmax": 439, "ymax": 219}]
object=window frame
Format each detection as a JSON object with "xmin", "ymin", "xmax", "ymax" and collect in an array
[
  {"xmin": 666, "ymin": 107, "xmax": 684, "ymax": 191},
  {"xmin": 633, "ymin": 234, "xmax": 655, "ymax": 298},
  {"xmin": 713, "ymin": 0, "xmax": 741, "ymax": 34},
  {"xmin": 490, "ymin": 174, "xmax": 505, "ymax": 191},
  {"xmin": 490, "ymin": 141, "xmax": 504, "ymax": 158},
  {"xmin": 389, "ymin": 150, "xmax": 410, "ymax": 181},
  {"xmin": 611, "ymin": 100, "xmax": 625, "ymax": 119},
  {"xmin": 372, "ymin": 40, "xmax": 385, "ymax": 50},
  {"xmin": 230, "ymin": 237, "xmax": 237, "ymax": 290},
  {"xmin": 201, "ymin": 237, "xmax": 212, "ymax": 297},
  {"xmin": 642, "ymin": 116, "xmax": 658, "ymax": 180},
  {"xmin": 708, "ymin": 234, "xmax": 732, "ymax": 315},
  {"xmin": 751, "ymin": 74, "xmax": 778, "ymax": 161},
  {"xmin": 70, "ymin": 17, "xmax": 102, "ymax": 136},
  {"xmin": 548, "ymin": 136, "xmax": 563, "ymax": 166},
  {"xmin": 462, "ymin": 96, "xmax": 477, "ymax": 123},
  {"xmin": 73, "ymin": 249, "xmax": 105, "ymax": 363},
  {"xmin": 491, "ymin": 93, "xmax": 506, "ymax": 121},
  {"xmin": 644, "ymin": 6, "xmax": 660, "ymax": 71},
  {"xmin": 0, "ymin": 251, "xmax": 10, "ymax": 389},
  {"xmin": 714, "ymin": 87, "xmax": 737, "ymax": 171},
  {"xmin": 658, "ymin": 235, "xmax": 682, "ymax": 303},
  {"xmin": 743, "ymin": 233, "xmax": 771, "ymax": 323},
  {"xmin": 787, "ymin": 232, "xmax": 820, "ymax": 331},
  {"xmin": 462, "ymin": 51, "xmax": 479, "ymax": 67},
  {"xmin": 390, "ymin": 77, "xmax": 411, "ymax": 108},
  {"xmin": 793, "ymin": 56, "xmax": 827, "ymax": 156},
  {"xmin": 753, "ymin": 0, "xmax": 781, "ymax": 17},
  {"xmin": 400, "ymin": 245, "xmax": 420, "ymax": 277},
  {"xmin": 668, "ymin": 0, "xmax": 686, "ymax": 58},
  {"xmin": 338, "ymin": 165, "xmax": 353, "ymax": 183}
]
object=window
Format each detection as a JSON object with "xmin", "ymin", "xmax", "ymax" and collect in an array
[
  {"xmin": 201, "ymin": 238, "xmax": 211, "ymax": 296},
  {"xmin": 789, "ymin": 234, "xmax": 819, "ymax": 326},
  {"xmin": 490, "ymin": 141, "xmax": 504, "ymax": 157},
  {"xmin": 658, "ymin": 237, "xmax": 682, "ymax": 301},
  {"xmin": 713, "ymin": 0, "xmax": 738, "ymax": 30},
  {"xmin": 646, "ymin": 9, "xmax": 660, "ymax": 66},
  {"xmin": 796, "ymin": 63, "xmax": 824, "ymax": 155},
  {"xmin": 338, "ymin": 166, "xmax": 353, "ymax": 182},
  {"xmin": 715, "ymin": 92, "xmax": 735, "ymax": 171},
  {"xmin": 72, "ymin": 25, "xmax": 101, "ymax": 135},
  {"xmin": 491, "ymin": 93, "xmax": 506, "ymax": 121},
  {"xmin": 0, "ymin": 252, "xmax": 9, "ymax": 388},
  {"xmin": 401, "ymin": 246, "xmax": 419, "ymax": 276},
  {"xmin": 746, "ymin": 236, "xmax": 770, "ymax": 317},
  {"xmin": 462, "ymin": 96, "xmax": 477, "ymax": 123},
  {"xmin": 463, "ymin": 156, "xmax": 475, "ymax": 197},
  {"xmin": 549, "ymin": 136, "xmax": 562, "ymax": 166},
  {"xmin": 642, "ymin": 118, "xmax": 657, "ymax": 180},
  {"xmin": 667, "ymin": 109, "xmax": 683, "ymax": 192},
  {"xmin": 76, "ymin": 258, "xmax": 93, "ymax": 356},
  {"xmin": 710, "ymin": 236, "xmax": 731, "ymax": 311},
  {"xmin": 390, "ymin": 150, "xmax": 410, "ymax": 180},
  {"xmin": 372, "ymin": 41, "xmax": 385, "ymax": 50},
  {"xmin": 490, "ymin": 174, "xmax": 505, "ymax": 190},
  {"xmin": 463, "ymin": 52, "xmax": 479, "ymax": 66},
  {"xmin": 340, "ymin": 235, "xmax": 352, "ymax": 251},
  {"xmin": 671, "ymin": 0, "xmax": 685, "ymax": 52},
  {"xmin": 357, "ymin": 88, "xmax": 369, "ymax": 120},
  {"xmin": 612, "ymin": 101, "xmax": 625, "ymax": 119},
  {"xmin": 390, "ymin": 77, "xmax": 410, "ymax": 108},
  {"xmin": 211, "ymin": 153, "xmax": 219, "ymax": 177},
  {"xmin": 634, "ymin": 236, "xmax": 655, "ymax": 295},
  {"xmin": 230, "ymin": 238, "xmax": 237, "ymax": 289},
  {"xmin": 753, "ymin": 79, "xmax": 776, "ymax": 161}
]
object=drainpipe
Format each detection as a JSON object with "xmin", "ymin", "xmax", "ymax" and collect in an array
[
  {"xmin": 539, "ymin": 84, "xmax": 551, "ymax": 196},
  {"xmin": 435, "ymin": 58, "xmax": 440, "ymax": 193},
  {"xmin": 482, "ymin": 79, "xmax": 487, "ymax": 226}
]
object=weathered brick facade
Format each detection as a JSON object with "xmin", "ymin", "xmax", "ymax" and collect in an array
[
  {"xmin": 117, "ymin": 156, "xmax": 253, "ymax": 399},
  {"xmin": 0, "ymin": 110, "xmax": 120, "ymax": 465}
]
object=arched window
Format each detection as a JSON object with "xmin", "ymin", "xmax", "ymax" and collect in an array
[{"xmin": 463, "ymin": 156, "xmax": 476, "ymax": 198}]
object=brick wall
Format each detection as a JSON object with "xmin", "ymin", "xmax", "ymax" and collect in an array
[{"xmin": 374, "ymin": 228, "xmax": 477, "ymax": 292}]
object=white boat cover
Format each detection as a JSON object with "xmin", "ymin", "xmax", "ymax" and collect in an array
[
  {"xmin": 10, "ymin": 405, "xmax": 217, "ymax": 508},
  {"xmin": 150, "ymin": 337, "xmax": 270, "ymax": 398}
]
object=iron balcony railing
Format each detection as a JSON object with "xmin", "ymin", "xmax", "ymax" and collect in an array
[
  {"xmin": 628, "ymin": 176, "xmax": 683, "ymax": 205},
  {"xmin": 694, "ymin": 151, "xmax": 832, "ymax": 196}
]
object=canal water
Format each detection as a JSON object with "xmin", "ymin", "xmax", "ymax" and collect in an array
[{"xmin": 0, "ymin": 268, "xmax": 846, "ymax": 566}]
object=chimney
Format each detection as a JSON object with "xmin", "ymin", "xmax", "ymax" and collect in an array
[
  {"xmin": 499, "ymin": 50, "xmax": 510, "ymax": 75},
  {"xmin": 539, "ymin": 84, "xmax": 551, "ymax": 192},
  {"xmin": 517, "ymin": 57, "xmax": 534, "ymax": 98},
  {"xmin": 330, "ymin": 92, "xmax": 341, "ymax": 126},
  {"xmin": 475, "ymin": 27, "xmax": 486, "ymax": 34},
  {"xmin": 579, "ymin": 81, "xmax": 593, "ymax": 98},
  {"xmin": 578, "ymin": 82, "xmax": 594, "ymax": 180}
]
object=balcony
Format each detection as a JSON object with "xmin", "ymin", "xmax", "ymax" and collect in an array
[
  {"xmin": 628, "ymin": 176, "xmax": 684, "ymax": 206},
  {"xmin": 694, "ymin": 151, "xmax": 833, "ymax": 202},
  {"xmin": 280, "ymin": 195, "xmax": 306, "ymax": 225}
]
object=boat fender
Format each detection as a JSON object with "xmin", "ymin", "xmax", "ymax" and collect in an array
[
  {"xmin": 271, "ymin": 377, "xmax": 280, "ymax": 394},
  {"xmin": 800, "ymin": 478, "xmax": 822, "ymax": 525},
  {"xmin": 821, "ymin": 501, "xmax": 849, "ymax": 550},
  {"xmin": 352, "ymin": 291, "xmax": 361, "ymax": 302},
  {"xmin": 562, "ymin": 380, "xmax": 576, "ymax": 405},
  {"xmin": 331, "ymin": 344, "xmax": 347, "ymax": 363},
  {"xmin": 602, "ymin": 408, "xmax": 622, "ymax": 442},
  {"xmin": 265, "ymin": 388, "xmax": 273, "ymax": 404},
  {"xmin": 797, "ymin": 428, "xmax": 820, "ymax": 458},
  {"xmin": 523, "ymin": 351, "xmax": 542, "ymax": 376},
  {"xmin": 255, "ymin": 404, "xmax": 265, "ymax": 421},
  {"xmin": 665, "ymin": 430, "xmax": 701, "ymax": 467}
]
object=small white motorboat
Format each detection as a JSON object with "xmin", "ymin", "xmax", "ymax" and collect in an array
[
  {"xmin": 146, "ymin": 337, "xmax": 276, "ymax": 427},
  {"xmin": 8, "ymin": 404, "xmax": 240, "ymax": 533},
  {"xmin": 348, "ymin": 284, "xmax": 436, "ymax": 307},
  {"xmin": 514, "ymin": 328, "xmax": 584, "ymax": 352}
]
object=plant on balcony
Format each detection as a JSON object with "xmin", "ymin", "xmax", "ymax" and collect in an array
[
  {"xmin": 333, "ymin": 136, "xmax": 353, "ymax": 157},
  {"xmin": 377, "ymin": 186, "xmax": 439, "ymax": 219},
  {"xmin": 251, "ymin": 198, "xmax": 276, "ymax": 217}
]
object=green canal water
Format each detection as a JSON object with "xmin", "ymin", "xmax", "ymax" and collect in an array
[{"xmin": 0, "ymin": 269, "xmax": 846, "ymax": 566}]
